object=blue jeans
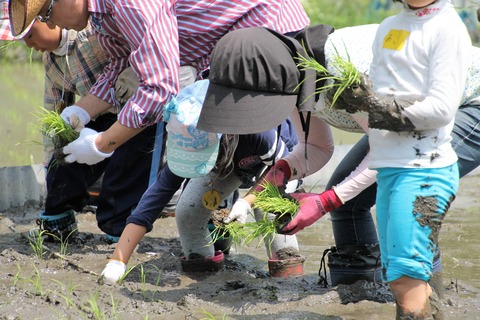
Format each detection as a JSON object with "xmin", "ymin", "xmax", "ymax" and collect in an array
[{"xmin": 328, "ymin": 104, "xmax": 480, "ymax": 257}]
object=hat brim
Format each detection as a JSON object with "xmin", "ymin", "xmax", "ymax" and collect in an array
[
  {"xmin": 9, "ymin": 0, "xmax": 44, "ymax": 36},
  {"xmin": 197, "ymin": 82, "xmax": 297, "ymax": 135}
]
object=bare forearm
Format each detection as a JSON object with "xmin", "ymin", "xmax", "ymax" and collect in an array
[
  {"xmin": 96, "ymin": 121, "xmax": 145, "ymax": 153},
  {"xmin": 75, "ymin": 94, "xmax": 112, "ymax": 119},
  {"xmin": 111, "ymin": 224, "xmax": 147, "ymax": 264}
]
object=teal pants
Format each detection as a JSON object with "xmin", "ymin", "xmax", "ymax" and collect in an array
[{"xmin": 376, "ymin": 164, "xmax": 459, "ymax": 282}]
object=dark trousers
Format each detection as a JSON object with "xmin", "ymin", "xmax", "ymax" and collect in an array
[
  {"xmin": 326, "ymin": 135, "xmax": 378, "ymax": 247},
  {"xmin": 45, "ymin": 113, "xmax": 156, "ymax": 237}
]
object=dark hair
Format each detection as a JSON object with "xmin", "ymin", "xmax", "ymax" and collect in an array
[
  {"xmin": 211, "ymin": 134, "xmax": 239, "ymax": 180},
  {"xmin": 392, "ymin": 0, "xmax": 403, "ymax": 2}
]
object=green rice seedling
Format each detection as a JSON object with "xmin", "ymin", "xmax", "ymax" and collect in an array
[
  {"xmin": 49, "ymin": 278, "xmax": 81, "ymax": 309},
  {"xmin": 47, "ymin": 228, "xmax": 77, "ymax": 256},
  {"xmin": 138, "ymin": 264, "xmax": 149, "ymax": 298},
  {"xmin": 242, "ymin": 218, "xmax": 279, "ymax": 249},
  {"xmin": 253, "ymin": 181, "xmax": 299, "ymax": 223},
  {"xmin": 24, "ymin": 264, "xmax": 44, "ymax": 296},
  {"xmin": 200, "ymin": 308, "xmax": 229, "ymax": 320},
  {"xmin": 28, "ymin": 229, "xmax": 47, "ymax": 259},
  {"xmin": 209, "ymin": 183, "xmax": 299, "ymax": 249},
  {"xmin": 83, "ymin": 291, "xmax": 117, "ymax": 320},
  {"xmin": 13, "ymin": 263, "xmax": 22, "ymax": 287},
  {"xmin": 109, "ymin": 293, "xmax": 118, "ymax": 320},
  {"xmin": 32, "ymin": 106, "xmax": 79, "ymax": 147},
  {"xmin": 208, "ymin": 219, "xmax": 250, "ymax": 248},
  {"xmin": 295, "ymin": 43, "xmax": 360, "ymax": 108},
  {"xmin": 48, "ymin": 289, "xmax": 77, "ymax": 310},
  {"xmin": 84, "ymin": 292, "xmax": 104, "ymax": 319},
  {"xmin": 117, "ymin": 262, "xmax": 140, "ymax": 284}
]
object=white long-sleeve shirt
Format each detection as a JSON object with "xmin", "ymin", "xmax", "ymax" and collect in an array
[{"xmin": 369, "ymin": 0, "xmax": 471, "ymax": 169}]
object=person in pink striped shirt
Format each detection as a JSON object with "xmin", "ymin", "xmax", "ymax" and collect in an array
[{"xmin": 9, "ymin": 0, "xmax": 309, "ymax": 166}]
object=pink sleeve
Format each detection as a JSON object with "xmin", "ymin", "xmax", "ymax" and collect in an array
[
  {"xmin": 333, "ymin": 151, "xmax": 377, "ymax": 202},
  {"xmin": 283, "ymin": 111, "xmax": 334, "ymax": 180}
]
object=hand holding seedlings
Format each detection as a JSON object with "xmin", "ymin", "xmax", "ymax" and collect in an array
[
  {"xmin": 60, "ymin": 105, "xmax": 91, "ymax": 132},
  {"xmin": 296, "ymin": 48, "xmax": 360, "ymax": 108},
  {"xmin": 223, "ymin": 199, "xmax": 252, "ymax": 224},
  {"xmin": 278, "ymin": 189, "xmax": 343, "ymax": 235},
  {"xmin": 33, "ymin": 106, "xmax": 80, "ymax": 152},
  {"xmin": 253, "ymin": 182, "xmax": 300, "ymax": 230},
  {"xmin": 334, "ymin": 72, "xmax": 374, "ymax": 113},
  {"xmin": 209, "ymin": 182, "xmax": 300, "ymax": 248}
]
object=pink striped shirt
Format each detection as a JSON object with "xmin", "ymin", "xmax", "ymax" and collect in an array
[{"xmin": 88, "ymin": 0, "xmax": 309, "ymax": 128}]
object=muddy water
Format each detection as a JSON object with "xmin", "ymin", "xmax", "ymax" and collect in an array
[{"xmin": 1, "ymin": 176, "xmax": 479, "ymax": 319}]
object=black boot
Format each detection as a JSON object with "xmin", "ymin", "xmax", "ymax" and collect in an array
[
  {"xmin": 36, "ymin": 210, "xmax": 78, "ymax": 242},
  {"xmin": 319, "ymin": 243, "xmax": 382, "ymax": 287}
]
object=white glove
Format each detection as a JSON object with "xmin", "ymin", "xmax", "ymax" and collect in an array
[
  {"xmin": 60, "ymin": 105, "xmax": 91, "ymax": 132},
  {"xmin": 223, "ymin": 199, "xmax": 252, "ymax": 224},
  {"xmin": 101, "ymin": 260, "xmax": 126, "ymax": 284},
  {"xmin": 63, "ymin": 128, "xmax": 113, "ymax": 165}
]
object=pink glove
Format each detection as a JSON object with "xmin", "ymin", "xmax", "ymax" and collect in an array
[
  {"xmin": 254, "ymin": 160, "xmax": 291, "ymax": 193},
  {"xmin": 279, "ymin": 189, "xmax": 343, "ymax": 235}
]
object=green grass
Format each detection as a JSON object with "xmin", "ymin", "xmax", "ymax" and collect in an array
[
  {"xmin": 301, "ymin": 0, "xmax": 401, "ymax": 28},
  {"xmin": 0, "ymin": 61, "xmax": 45, "ymax": 166}
]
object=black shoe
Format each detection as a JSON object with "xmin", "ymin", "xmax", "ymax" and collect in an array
[{"xmin": 36, "ymin": 210, "xmax": 78, "ymax": 242}]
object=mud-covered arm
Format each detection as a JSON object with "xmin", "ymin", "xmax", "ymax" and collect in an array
[
  {"xmin": 366, "ymin": 96, "xmax": 416, "ymax": 131},
  {"xmin": 331, "ymin": 73, "xmax": 416, "ymax": 131}
]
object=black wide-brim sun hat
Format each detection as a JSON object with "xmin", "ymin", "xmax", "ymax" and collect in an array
[
  {"xmin": 197, "ymin": 27, "xmax": 304, "ymax": 135},
  {"xmin": 200, "ymin": 83, "xmax": 298, "ymax": 135}
]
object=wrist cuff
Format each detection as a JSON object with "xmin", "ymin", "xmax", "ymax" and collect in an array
[
  {"xmin": 321, "ymin": 188, "xmax": 344, "ymax": 212},
  {"xmin": 108, "ymin": 259, "xmax": 126, "ymax": 268},
  {"xmin": 69, "ymin": 105, "xmax": 91, "ymax": 125},
  {"xmin": 90, "ymin": 132, "xmax": 114, "ymax": 158}
]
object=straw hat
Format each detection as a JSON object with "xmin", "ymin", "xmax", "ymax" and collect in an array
[{"xmin": 9, "ymin": 0, "xmax": 46, "ymax": 36}]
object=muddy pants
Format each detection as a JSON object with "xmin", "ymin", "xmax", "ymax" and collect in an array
[
  {"xmin": 175, "ymin": 171, "xmax": 299, "ymax": 258},
  {"xmin": 376, "ymin": 164, "xmax": 458, "ymax": 282}
]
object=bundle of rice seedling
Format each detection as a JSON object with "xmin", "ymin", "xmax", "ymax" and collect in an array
[
  {"xmin": 295, "ymin": 44, "xmax": 360, "ymax": 108},
  {"xmin": 208, "ymin": 182, "xmax": 299, "ymax": 249},
  {"xmin": 33, "ymin": 106, "xmax": 79, "ymax": 147},
  {"xmin": 253, "ymin": 181, "xmax": 299, "ymax": 227}
]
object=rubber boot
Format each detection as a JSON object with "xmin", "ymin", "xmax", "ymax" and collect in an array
[
  {"xmin": 181, "ymin": 250, "xmax": 225, "ymax": 272},
  {"xmin": 36, "ymin": 210, "xmax": 78, "ymax": 242},
  {"xmin": 322, "ymin": 244, "xmax": 382, "ymax": 287}
]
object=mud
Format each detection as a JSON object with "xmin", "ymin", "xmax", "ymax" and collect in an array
[{"xmin": 1, "ymin": 176, "xmax": 480, "ymax": 319}]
